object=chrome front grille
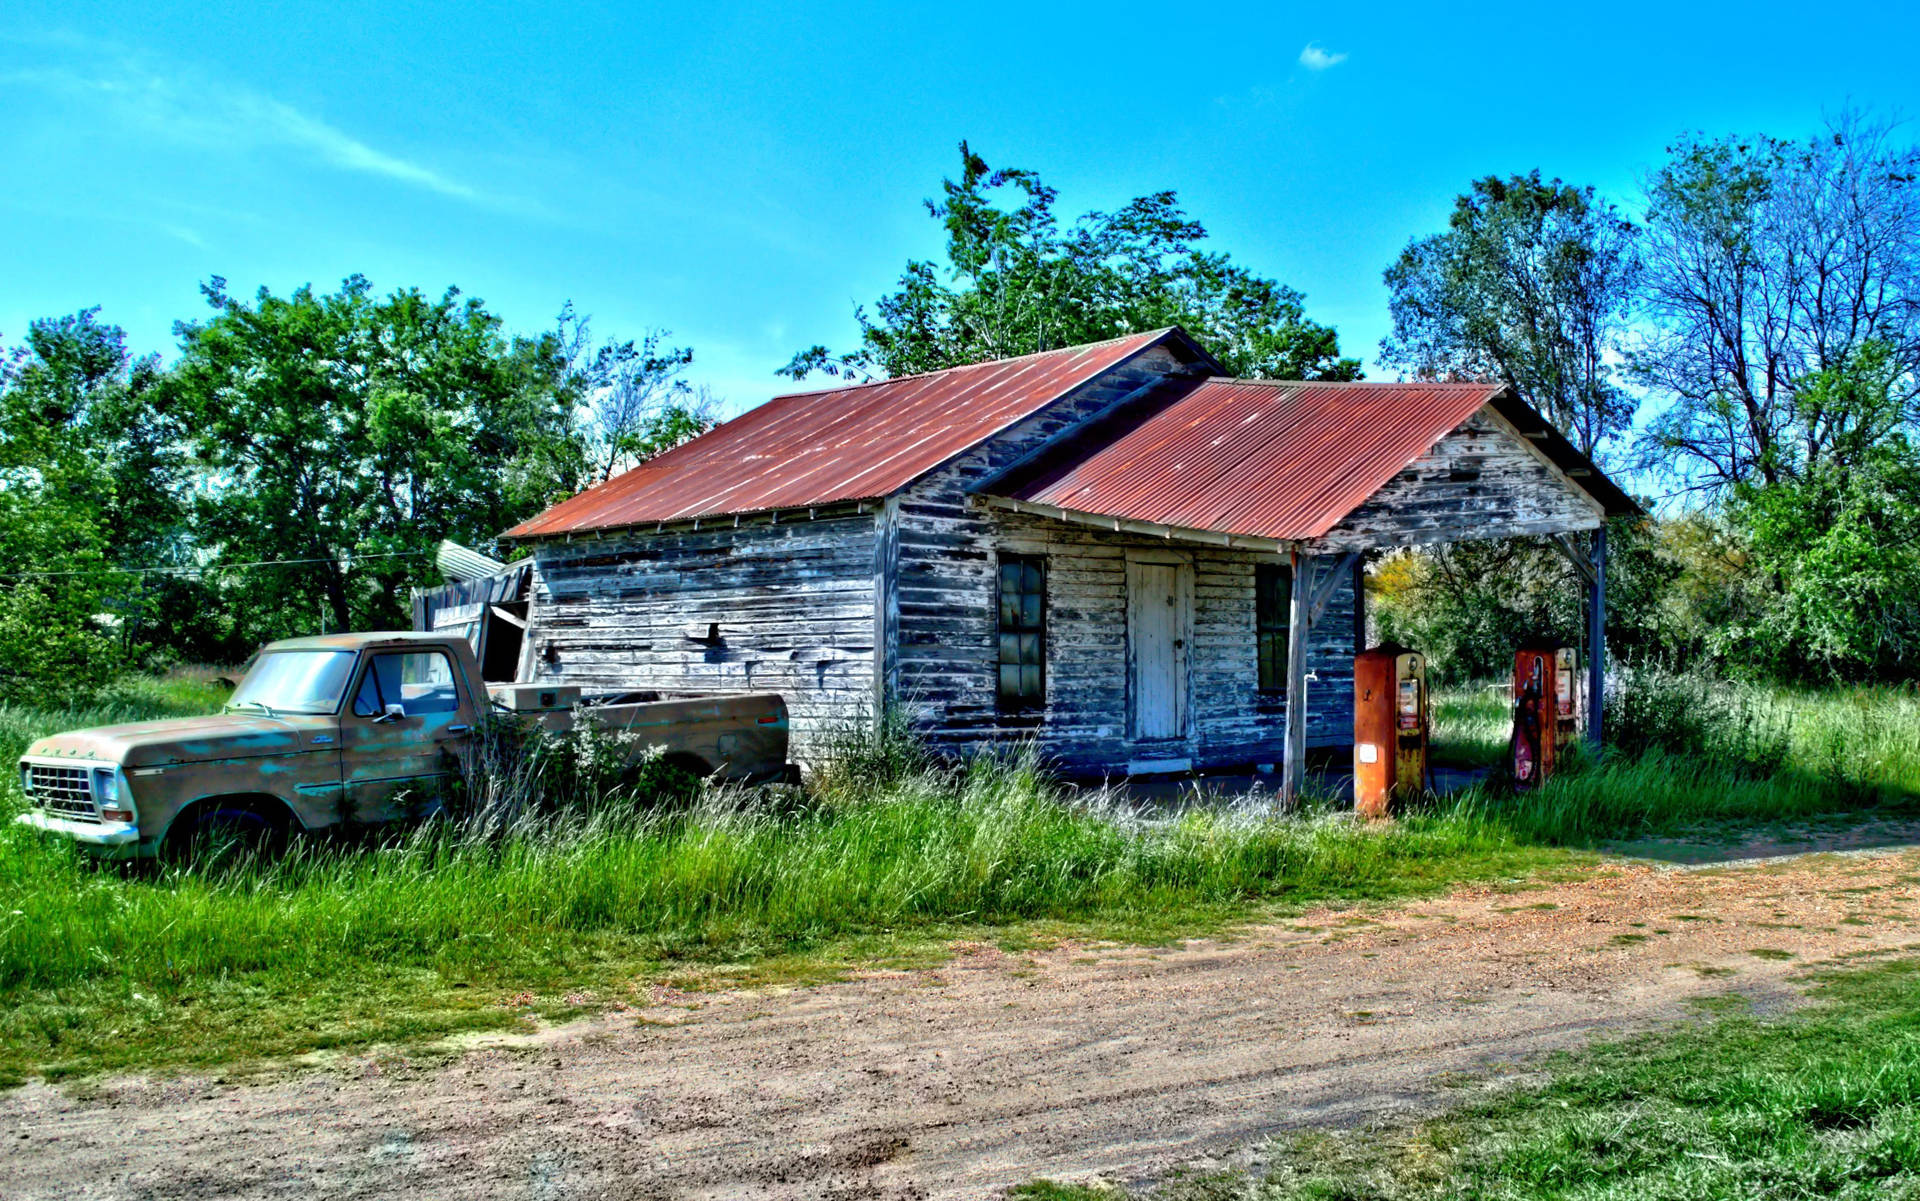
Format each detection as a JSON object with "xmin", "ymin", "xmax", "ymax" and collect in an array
[{"xmin": 26, "ymin": 764, "xmax": 100, "ymax": 823}]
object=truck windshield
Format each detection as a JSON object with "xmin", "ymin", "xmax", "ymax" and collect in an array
[{"xmin": 227, "ymin": 651, "xmax": 358, "ymax": 715}]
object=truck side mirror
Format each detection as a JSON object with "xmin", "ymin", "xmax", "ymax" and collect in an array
[{"xmin": 373, "ymin": 702, "xmax": 407, "ymax": 724}]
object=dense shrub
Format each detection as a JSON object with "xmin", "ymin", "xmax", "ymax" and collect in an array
[{"xmin": 1605, "ymin": 665, "xmax": 1792, "ymax": 777}]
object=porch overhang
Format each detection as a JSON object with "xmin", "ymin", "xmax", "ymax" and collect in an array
[{"xmin": 977, "ymin": 495, "xmax": 1297, "ymax": 554}]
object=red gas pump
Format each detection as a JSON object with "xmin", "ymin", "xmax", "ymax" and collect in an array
[{"xmin": 1512, "ymin": 643, "xmax": 1578, "ymax": 789}]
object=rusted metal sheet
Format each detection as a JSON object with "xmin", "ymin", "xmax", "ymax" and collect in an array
[
  {"xmin": 504, "ymin": 329, "xmax": 1182, "ymax": 540},
  {"xmin": 989, "ymin": 379, "xmax": 1518, "ymax": 541}
]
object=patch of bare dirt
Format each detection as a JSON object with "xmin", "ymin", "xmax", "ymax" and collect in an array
[{"xmin": 6, "ymin": 839, "xmax": 1920, "ymax": 1200}]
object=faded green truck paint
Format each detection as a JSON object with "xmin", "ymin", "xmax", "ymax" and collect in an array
[{"xmin": 14, "ymin": 631, "xmax": 790, "ymax": 858}]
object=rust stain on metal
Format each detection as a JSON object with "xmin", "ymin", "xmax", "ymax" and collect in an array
[
  {"xmin": 989, "ymin": 379, "xmax": 1515, "ymax": 541},
  {"xmin": 505, "ymin": 329, "xmax": 1180, "ymax": 539}
]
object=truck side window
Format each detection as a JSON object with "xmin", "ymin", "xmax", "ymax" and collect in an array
[{"xmin": 352, "ymin": 651, "xmax": 460, "ymax": 718}]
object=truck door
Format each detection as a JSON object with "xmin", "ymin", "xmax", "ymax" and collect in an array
[{"xmin": 338, "ymin": 647, "xmax": 470, "ymax": 823}]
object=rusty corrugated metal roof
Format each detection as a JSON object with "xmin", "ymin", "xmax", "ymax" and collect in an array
[
  {"xmin": 504, "ymin": 328, "xmax": 1187, "ymax": 538},
  {"xmin": 992, "ymin": 378, "xmax": 1553, "ymax": 541}
]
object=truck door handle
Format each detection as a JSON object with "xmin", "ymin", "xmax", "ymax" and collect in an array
[{"xmin": 449, "ymin": 724, "xmax": 470, "ymax": 733}]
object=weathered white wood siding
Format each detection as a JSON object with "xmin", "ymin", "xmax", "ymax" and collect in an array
[
  {"xmin": 890, "ymin": 505, "xmax": 1356, "ymax": 772},
  {"xmin": 882, "ymin": 344, "xmax": 1357, "ymax": 774},
  {"xmin": 524, "ymin": 511, "xmax": 878, "ymax": 759},
  {"xmin": 1313, "ymin": 408, "xmax": 1603, "ymax": 551}
]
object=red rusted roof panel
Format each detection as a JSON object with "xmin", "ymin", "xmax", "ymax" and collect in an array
[
  {"xmin": 504, "ymin": 329, "xmax": 1178, "ymax": 538},
  {"xmin": 992, "ymin": 379, "xmax": 1510, "ymax": 541}
]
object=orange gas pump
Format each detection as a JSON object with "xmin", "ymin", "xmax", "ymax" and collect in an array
[
  {"xmin": 1512, "ymin": 643, "xmax": 1578, "ymax": 789},
  {"xmin": 1354, "ymin": 643, "xmax": 1428, "ymax": 818}
]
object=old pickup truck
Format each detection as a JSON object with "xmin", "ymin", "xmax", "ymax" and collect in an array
[{"xmin": 13, "ymin": 631, "xmax": 791, "ymax": 858}]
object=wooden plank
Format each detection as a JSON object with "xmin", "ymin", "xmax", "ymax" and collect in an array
[
  {"xmin": 1549, "ymin": 533, "xmax": 1598, "ymax": 587},
  {"xmin": 873, "ymin": 497, "xmax": 901, "ymax": 723},
  {"xmin": 1281, "ymin": 550, "xmax": 1313, "ymax": 803},
  {"xmin": 1306, "ymin": 552, "xmax": 1360, "ymax": 628},
  {"xmin": 1588, "ymin": 525, "xmax": 1607, "ymax": 754},
  {"xmin": 1352, "ymin": 554, "xmax": 1368, "ymax": 652}
]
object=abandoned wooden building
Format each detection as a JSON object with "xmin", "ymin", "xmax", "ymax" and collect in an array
[{"xmin": 496, "ymin": 327, "xmax": 1635, "ymax": 787}]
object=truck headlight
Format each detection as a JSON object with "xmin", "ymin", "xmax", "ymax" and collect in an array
[{"xmin": 92, "ymin": 767, "xmax": 136, "ymax": 823}]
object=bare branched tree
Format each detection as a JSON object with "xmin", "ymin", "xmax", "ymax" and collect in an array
[
  {"xmin": 1634, "ymin": 109, "xmax": 1920, "ymax": 494},
  {"xmin": 556, "ymin": 304, "xmax": 716, "ymax": 483}
]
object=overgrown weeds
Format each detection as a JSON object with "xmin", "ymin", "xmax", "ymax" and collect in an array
[
  {"xmin": 2, "ymin": 673, "xmax": 1917, "ymax": 1082},
  {"xmin": 1607, "ymin": 664, "xmax": 1794, "ymax": 777},
  {"xmin": 445, "ymin": 713, "xmax": 702, "ymax": 836},
  {"xmin": 0, "ymin": 711, "xmax": 1551, "ymax": 1081}
]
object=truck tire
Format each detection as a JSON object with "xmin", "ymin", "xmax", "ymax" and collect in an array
[{"xmin": 164, "ymin": 801, "xmax": 290, "ymax": 867}]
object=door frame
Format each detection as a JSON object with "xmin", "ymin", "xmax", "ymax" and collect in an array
[
  {"xmin": 1124, "ymin": 549, "xmax": 1194, "ymax": 747},
  {"xmin": 338, "ymin": 646, "xmax": 470, "ymax": 823}
]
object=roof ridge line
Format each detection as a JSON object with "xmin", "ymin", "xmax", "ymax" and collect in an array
[
  {"xmin": 768, "ymin": 328, "xmax": 1180, "ymax": 401},
  {"xmin": 1205, "ymin": 376, "xmax": 1506, "ymax": 389}
]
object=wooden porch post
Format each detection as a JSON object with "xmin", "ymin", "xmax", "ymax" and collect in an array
[
  {"xmin": 1351, "ymin": 553, "xmax": 1367, "ymax": 651},
  {"xmin": 1281, "ymin": 548, "xmax": 1314, "ymax": 804},
  {"xmin": 1586, "ymin": 525, "xmax": 1607, "ymax": 754}
]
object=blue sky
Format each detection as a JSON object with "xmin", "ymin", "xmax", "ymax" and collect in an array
[{"xmin": 4, "ymin": 1, "xmax": 1916, "ymax": 418}]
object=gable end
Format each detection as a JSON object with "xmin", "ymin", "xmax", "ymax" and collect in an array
[{"xmin": 1311, "ymin": 406, "xmax": 1606, "ymax": 551}]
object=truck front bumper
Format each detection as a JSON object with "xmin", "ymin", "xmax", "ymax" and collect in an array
[{"xmin": 13, "ymin": 811, "xmax": 146, "ymax": 854}]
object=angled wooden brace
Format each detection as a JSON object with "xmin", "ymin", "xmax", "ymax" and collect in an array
[
  {"xmin": 1548, "ymin": 533, "xmax": 1597, "ymax": 587},
  {"xmin": 1305, "ymin": 552, "xmax": 1360, "ymax": 629}
]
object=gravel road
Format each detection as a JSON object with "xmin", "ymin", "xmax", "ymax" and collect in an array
[{"xmin": 7, "ymin": 829, "xmax": 1920, "ymax": 1200}]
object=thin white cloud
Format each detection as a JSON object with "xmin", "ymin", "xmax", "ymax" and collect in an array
[
  {"xmin": 230, "ymin": 91, "xmax": 480, "ymax": 201},
  {"xmin": 3, "ymin": 57, "xmax": 482, "ymax": 204},
  {"xmin": 1298, "ymin": 43, "xmax": 1348, "ymax": 71},
  {"xmin": 155, "ymin": 221, "xmax": 208, "ymax": 249}
]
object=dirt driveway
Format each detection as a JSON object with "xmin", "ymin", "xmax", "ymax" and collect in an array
[{"xmin": 7, "ymin": 828, "xmax": 1920, "ymax": 1201}]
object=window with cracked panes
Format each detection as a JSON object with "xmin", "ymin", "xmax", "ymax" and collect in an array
[{"xmin": 997, "ymin": 555, "xmax": 1046, "ymax": 708}]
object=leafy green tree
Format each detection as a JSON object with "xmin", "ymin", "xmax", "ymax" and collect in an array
[
  {"xmin": 1369, "ymin": 521, "xmax": 1679, "ymax": 684},
  {"xmin": 0, "ymin": 310, "xmax": 154, "ymax": 697},
  {"xmin": 781, "ymin": 142, "xmax": 1360, "ymax": 382},
  {"xmin": 1381, "ymin": 171, "xmax": 1640, "ymax": 457},
  {"xmin": 1635, "ymin": 111, "xmax": 1920, "ymax": 494},
  {"xmin": 168, "ymin": 276, "xmax": 590, "ymax": 640},
  {"xmin": 1718, "ymin": 344, "xmax": 1920, "ymax": 681}
]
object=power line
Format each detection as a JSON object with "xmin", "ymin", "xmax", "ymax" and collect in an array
[{"xmin": 0, "ymin": 549, "xmax": 430, "ymax": 581}]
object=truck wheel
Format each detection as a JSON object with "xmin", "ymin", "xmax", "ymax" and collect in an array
[{"xmin": 165, "ymin": 804, "xmax": 288, "ymax": 867}]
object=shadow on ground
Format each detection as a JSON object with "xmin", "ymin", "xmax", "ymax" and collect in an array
[{"xmin": 1603, "ymin": 816, "xmax": 1920, "ymax": 865}]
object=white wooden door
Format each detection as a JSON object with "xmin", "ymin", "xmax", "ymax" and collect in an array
[{"xmin": 1128, "ymin": 560, "xmax": 1189, "ymax": 741}]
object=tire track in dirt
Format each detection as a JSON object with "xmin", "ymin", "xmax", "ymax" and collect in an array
[{"xmin": 6, "ymin": 833, "xmax": 1920, "ymax": 1200}]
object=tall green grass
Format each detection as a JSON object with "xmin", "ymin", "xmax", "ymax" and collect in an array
[
  {"xmin": 1429, "ymin": 683, "xmax": 1515, "ymax": 768},
  {"xmin": 1, "ymin": 669, "xmax": 1917, "ymax": 1081},
  {"xmin": 0, "ymin": 751, "xmax": 1555, "ymax": 1080},
  {"xmin": 1481, "ymin": 670, "xmax": 1920, "ymax": 843}
]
